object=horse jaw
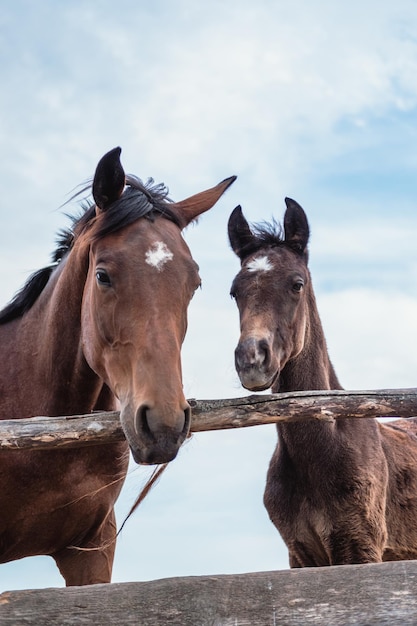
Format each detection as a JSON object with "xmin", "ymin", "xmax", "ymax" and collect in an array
[{"xmin": 239, "ymin": 373, "xmax": 279, "ymax": 392}]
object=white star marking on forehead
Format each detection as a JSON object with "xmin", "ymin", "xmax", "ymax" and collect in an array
[
  {"xmin": 246, "ymin": 255, "xmax": 273, "ymax": 273},
  {"xmin": 145, "ymin": 241, "xmax": 174, "ymax": 271}
]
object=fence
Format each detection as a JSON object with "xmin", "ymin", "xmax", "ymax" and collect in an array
[
  {"xmin": 1, "ymin": 388, "xmax": 416, "ymax": 450},
  {"xmin": 2, "ymin": 559, "xmax": 417, "ymax": 624},
  {"xmin": 1, "ymin": 387, "xmax": 417, "ymax": 625}
]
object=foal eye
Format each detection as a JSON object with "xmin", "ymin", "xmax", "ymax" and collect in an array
[
  {"xmin": 293, "ymin": 279, "xmax": 304, "ymax": 293},
  {"xmin": 96, "ymin": 269, "xmax": 112, "ymax": 287}
]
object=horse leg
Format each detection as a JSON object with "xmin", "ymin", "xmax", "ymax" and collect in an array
[{"xmin": 52, "ymin": 508, "xmax": 117, "ymax": 586}]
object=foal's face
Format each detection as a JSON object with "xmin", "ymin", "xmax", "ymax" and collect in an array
[
  {"xmin": 228, "ymin": 199, "xmax": 310, "ymax": 392},
  {"xmin": 230, "ymin": 246, "xmax": 309, "ymax": 391},
  {"xmin": 81, "ymin": 217, "xmax": 201, "ymax": 464}
]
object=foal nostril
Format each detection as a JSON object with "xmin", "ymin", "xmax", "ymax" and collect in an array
[
  {"xmin": 235, "ymin": 339, "xmax": 254, "ymax": 368},
  {"xmin": 258, "ymin": 339, "xmax": 270, "ymax": 366},
  {"xmin": 235, "ymin": 337, "xmax": 270, "ymax": 370}
]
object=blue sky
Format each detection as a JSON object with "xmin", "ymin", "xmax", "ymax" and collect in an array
[{"xmin": 1, "ymin": 0, "xmax": 417, "ymax": 591}]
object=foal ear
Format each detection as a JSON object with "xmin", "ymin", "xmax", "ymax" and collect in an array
[
  {"xmin": 228, "ymin": 205, "xmax": 258, "ymax": 260},
  {"xmin": 284, "ymin": 197, "xmax": 310, "ymax": 255},
  {"xmin": 92, "ymin": 147, "xmax": 126, "ymax": 213},
  {"xmin": 172, "ymin": 176, "xmax": 237, "ymax": 227}
]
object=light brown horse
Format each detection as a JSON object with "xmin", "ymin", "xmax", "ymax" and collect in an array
[
  {"xmin": 0, "ymin": 147, "xmax": 235, "ymax": 586},
  {"xmin": 228, "ymin": 197, "xmax": 417, "ymax": 567}
]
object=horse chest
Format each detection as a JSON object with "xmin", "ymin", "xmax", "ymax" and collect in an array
[{"xmin": 0, "ymin": 444, "xmax": 128, "ymax": 562}]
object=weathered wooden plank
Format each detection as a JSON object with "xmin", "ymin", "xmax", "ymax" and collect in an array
[
  {"xmin": 0, "ymin": 388, "xmax": 416, "ymax": 451},
  {"xmin": 1, "ymin": 560, "xmax": 417, "ymax": 625},
  {"xmin": 0, "ymin": 412, "xmax": 122, "ymax": 450},
  {"xmin": 189, "ymin": 387, "xmax": 417, "ymax": 430}
]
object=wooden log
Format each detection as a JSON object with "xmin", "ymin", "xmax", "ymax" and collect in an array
[
  {"xmin": 189, "ymin": 387, "xmax": 417, "ymax": 430},
  {"xmin": 0, "ymin": 388, "xmax": 416, "ymax": 451},
  {"xmin": 2, "ymin": 560, "xmax": 417, "ymax": 625},
  {"xmin": 0, "ymin": 412, "xmax": 122, "ymax": 451}
]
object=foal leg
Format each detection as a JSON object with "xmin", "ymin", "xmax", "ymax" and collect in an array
[{"xmin": 52, "ymin": 509, "xmax": 117, "ymax": 586}]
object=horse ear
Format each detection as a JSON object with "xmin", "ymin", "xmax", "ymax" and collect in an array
[
  {"xmin": 171, "ymin": 176, "xmax": 236, "ymax": 227},
  {"xmin": 228, "ymin": 205, "xmax": 258, "ymax": 260},
  {"xmin": 284, "ymin": 197, "xmax": 310, "ymax": 255},
  {"xmin": 92, "ymin": 147, "xmax": 126, "ymax": 213}
]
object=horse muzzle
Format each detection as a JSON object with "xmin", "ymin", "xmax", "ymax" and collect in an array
[
  {"xmin": 120, "ymin": 403, "xmax": 191, "ymax": 465},
  {"xmin": 235, "ymin": 336, "xmax": 280, "ymax": 391}
]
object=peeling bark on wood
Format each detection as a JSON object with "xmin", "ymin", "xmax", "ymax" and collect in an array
[
  {"xmin": 0, "ymin": 388, "xmax": 416, "ymax": 451},
  {"xmin": 2, "ymin": 560, "xmax": 417, "ymax": 625}
]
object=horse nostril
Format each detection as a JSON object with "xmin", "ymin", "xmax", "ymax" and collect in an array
[
  {"xmin": 183, "ymin": 405, "xmax": 191, "ymax": 436},
  {"xmin": 235, "ymin": 339, "xmax": 255, "ymax": 368},
  {"xmin": 135, "ymin": 404, "xmax": 190, "ymax": 441},
  {"xmin": 258, "ymin": 338, "xmax": 270, "ymax": 366},
  {"xmin": 135, "ymin": 405, "xmax": 153, "ymax": 440},
  {"xmin": 235, "ymin": 337, "xmax": 270, "ymax": 369}
]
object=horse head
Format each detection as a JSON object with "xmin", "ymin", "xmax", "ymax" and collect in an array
[
  {"xmin": 228, "ymin": 198, "xmax": 310, "ymax": 392},
  {"xmin": 81, "ymin": 148, "xmax": 236, "ymax": 463}
]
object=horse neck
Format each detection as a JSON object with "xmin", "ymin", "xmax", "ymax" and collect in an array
[
  {"xmin": 275, "ymin": 282, "xmax": 342, "ymax": 394},
  {"xmin": 7, "ymin": 244, "xmax": 110, "ymax": 417},
  {"xmin": 272, "ymin": 281, "xmax": 343, "ymax": 457}
]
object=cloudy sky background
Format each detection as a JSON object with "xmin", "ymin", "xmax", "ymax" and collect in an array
[{"xmin": 1, "ymin": 0, "xmax": 417, "ymax": 591}]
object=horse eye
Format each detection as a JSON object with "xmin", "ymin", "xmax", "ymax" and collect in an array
[
  {"xmin": 191, "ymin": 281, "xmax": 202, "ymax": 298},
  {"xmin": 293, "ymin": 279, "xmax": 304, "ymax": 293},
  {"xmin": 96, "ymin": 269, "xmax": 112, "ymax": 287}
]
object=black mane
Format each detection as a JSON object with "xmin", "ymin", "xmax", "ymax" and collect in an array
[
  {"xmin": 252, "ymin": 218, "xmax": 284, "ymax": 247},
  {"xmin": 0, "ymin": 175, "xmax": 178, "ymax": 325},
  {"xmin": 237, "ymin": 218, "xmax": 285, "ymax": 259}
]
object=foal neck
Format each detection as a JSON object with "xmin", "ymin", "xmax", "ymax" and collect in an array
[
  {"xmin": 274, "ymin": 286, "xmax": 342, "ymax": 394},
  {"xmin": 271, "ymin": 286, "xmax": 345, "ymax": 459}
]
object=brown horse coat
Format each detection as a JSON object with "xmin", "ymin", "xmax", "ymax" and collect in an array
[{"xmin": 0, "ymin": 147, "xmax": 235, "ymax": 585}]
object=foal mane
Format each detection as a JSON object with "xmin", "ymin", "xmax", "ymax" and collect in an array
[
  {"xmin": 240, "ymin": 218, "xmax": 285, "ymax": 259},
  {"xmin": 252, "ymin": 218, "xmax": 284, "ymax": 247},
  {"xmin": 0, "ymin": 175, "xmax": 177, "ymax": 325}
]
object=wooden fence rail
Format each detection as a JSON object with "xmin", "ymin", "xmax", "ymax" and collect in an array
[
  {"xmin": 2, "ymin": 391, "xmax": 417, "ymax": 624},
  {"xmin": 2, "ymin": 560, "xmax": 417, "ymax": 625},
  {"xmin": 0, "ymin": 388, "xmax": 416, "ymax": 451}
]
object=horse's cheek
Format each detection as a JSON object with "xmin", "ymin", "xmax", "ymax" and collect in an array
[
  {"xmin": 80, "ymin": 292, "xmax": 109, "ymax": 373},
  {"xmin": 292, "ymin": 313, "xmax": 307, "ymax": 358}
]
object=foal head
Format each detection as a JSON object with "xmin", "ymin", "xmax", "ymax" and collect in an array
[
  {"xmin": 228, "ymin": 198, "xmax": 310, "ymax": 391},
  {"xmin": 81, "ymin": 148, "xmax": 235, "ymax": 463}
]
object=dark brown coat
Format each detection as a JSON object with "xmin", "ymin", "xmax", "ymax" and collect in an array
[{"xmin": 229, "ymin": 198, "xmax": 417, "ymax": 567}]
